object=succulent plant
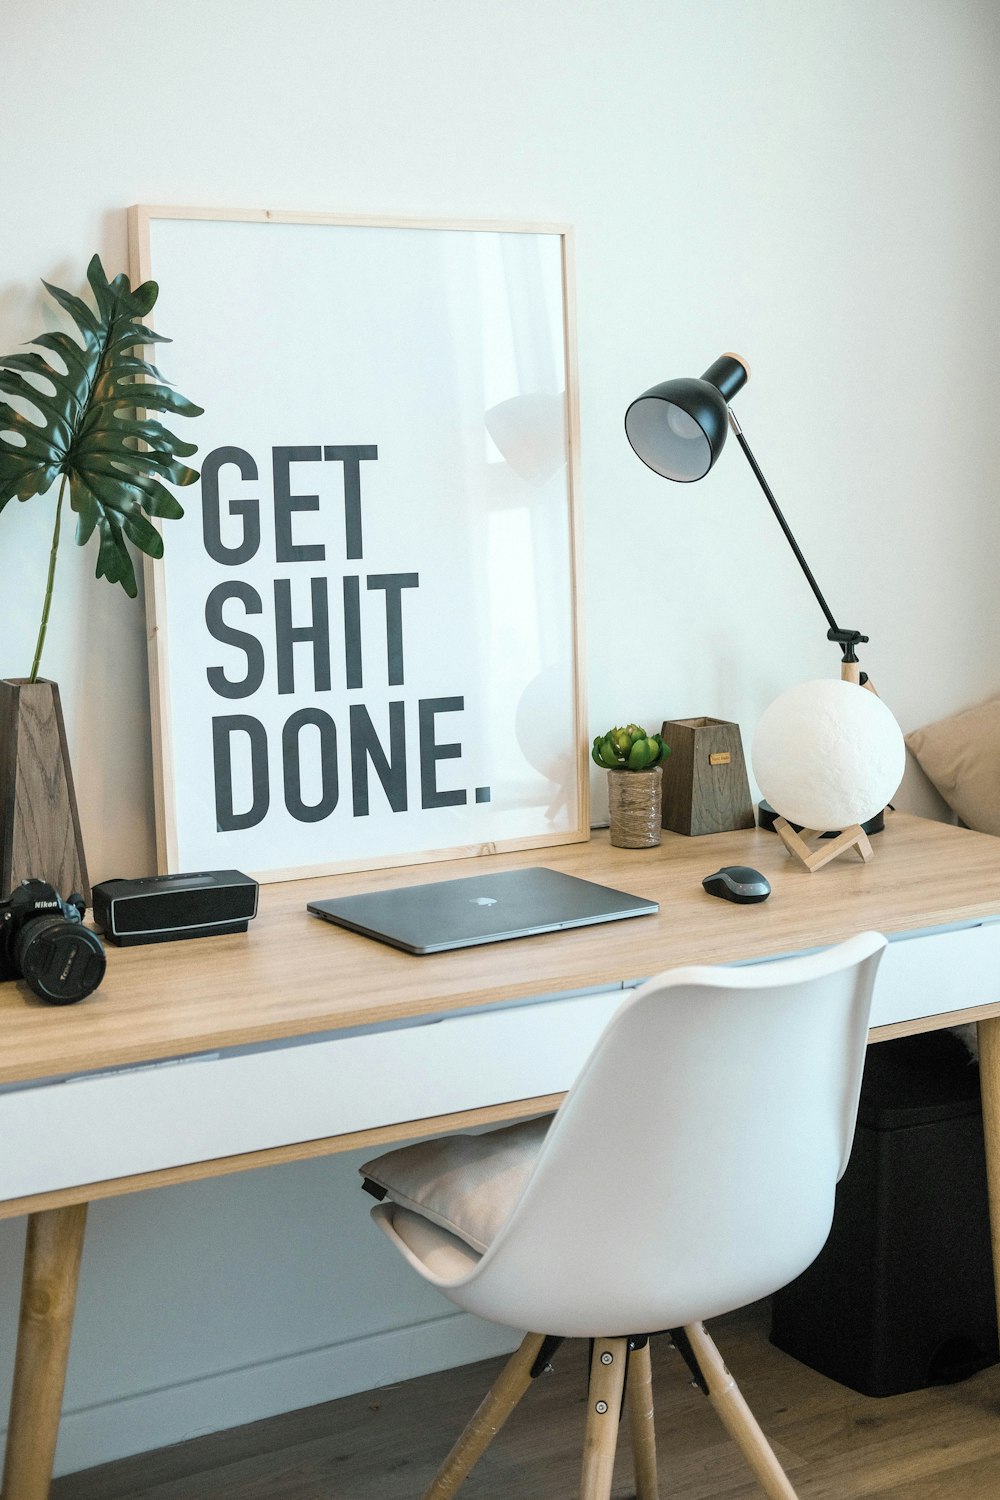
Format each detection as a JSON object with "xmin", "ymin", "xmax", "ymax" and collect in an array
[{"xmin": 592, "ymin": 724, "xmax": 670, "ymax": 772}]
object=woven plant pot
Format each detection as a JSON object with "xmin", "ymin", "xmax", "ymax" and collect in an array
[{"xmin": 607, "ymin": 767, "xmax": 663, "ymax": 849}]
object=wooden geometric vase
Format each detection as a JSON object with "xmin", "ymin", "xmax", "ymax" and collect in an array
[{"xmin": 0, "ymin": 678, "xmax": 89, "ymax": 901}]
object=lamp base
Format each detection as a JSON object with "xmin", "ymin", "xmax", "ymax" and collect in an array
[
  {"xmin": 774, "ymin": 816, "xmax": 874, "ymax": 873},
  {"xmin": 757, "ymin": 799, "xmax": 885, "ymax": 838}
]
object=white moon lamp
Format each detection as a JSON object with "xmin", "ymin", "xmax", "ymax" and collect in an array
[{"xmin": 751, "ymin": 680, "xmax": 905, "ymax": 870}]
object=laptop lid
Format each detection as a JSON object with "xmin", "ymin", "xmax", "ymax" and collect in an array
[{"xmin": 306, "ymin": 866, "xmax": 659, "ymax": 954}]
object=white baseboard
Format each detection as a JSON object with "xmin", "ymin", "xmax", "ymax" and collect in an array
[{"xmin": 36, "ymin": 1313, "xmax": 520, "ymax": 1478}]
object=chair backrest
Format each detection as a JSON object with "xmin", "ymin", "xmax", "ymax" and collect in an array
[{"xmin": 448, "ymin": 931, "xmax": 886, "ymax": 1339}]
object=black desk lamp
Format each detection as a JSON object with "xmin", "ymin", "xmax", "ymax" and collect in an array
[
  {"xmin": 624, "ymin": 353, "xmax": 870, "ymax": 686},
  {"xmin": 625, "ymin": 353, "xmax": 888, "ymax": 845}
]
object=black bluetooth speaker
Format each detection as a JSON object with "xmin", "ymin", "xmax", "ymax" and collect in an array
[{"xmin": 92, "ymin": 870, "xmax": 259, "ymax": 946}]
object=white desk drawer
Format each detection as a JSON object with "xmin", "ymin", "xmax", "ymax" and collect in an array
[
  {"xmin": 4, "ymin": 921, "xmax": 999, "ymax": 1202},
  {"xmin": 871, "ymin": 921, "xmax": 1000, "ymax": 1029},
  {"xmin": 0, "ymin": 987, "xmax": 626, "ymax": 1201}
]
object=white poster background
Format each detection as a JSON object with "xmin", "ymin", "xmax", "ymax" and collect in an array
[{"xmin": 136, "ymin": 213, "xmax": 584, "ymax": 878}]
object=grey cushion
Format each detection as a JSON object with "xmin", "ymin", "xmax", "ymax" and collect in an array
[{"xmin": 361, "ymin": 1115, "xmax": 552, "ymax": 1253}]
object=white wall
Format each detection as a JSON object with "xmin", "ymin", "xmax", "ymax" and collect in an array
[{"xmin": 2, "ymin": 0, "xmax": 999, "ymax": 1474}]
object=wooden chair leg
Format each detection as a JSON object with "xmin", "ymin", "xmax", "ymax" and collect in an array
[
  {"xmin": 626, "ymin": 1339, "xmax": 658, "ymax": 1500},
  {"xmin": 2, "ymin": 1203, "xmax": 89, "ymax": 1500},
  {"xmin": 684, "ymin": 1321, "xmax": 798, "ymax": 1500},
  {"xmin": 580, "ymin": 1336, "xmax": 628, "ymax": 1500},
  {"xmin": 420, "ymin": 1332, "xmax": 546, "ymax": 1500}
]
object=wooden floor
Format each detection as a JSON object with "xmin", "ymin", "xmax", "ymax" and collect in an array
[{"xmin": 50, "ymin": 1302, "xmax": 1000, "ymax": 1499}]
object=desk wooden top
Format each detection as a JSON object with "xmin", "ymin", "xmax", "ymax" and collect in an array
[{"xmin": 1, "ymin": 813, "xmax": 999, "ymax": 1086}]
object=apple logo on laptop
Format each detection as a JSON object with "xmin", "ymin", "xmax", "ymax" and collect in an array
[{"xmin": 470, "ymin": 896, "xmax": 499, "ymax": 906}]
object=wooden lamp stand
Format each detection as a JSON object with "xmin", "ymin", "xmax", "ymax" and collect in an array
[{"xmin": 772, "ymin": 817, "xmax": 874, "ymax": 873}]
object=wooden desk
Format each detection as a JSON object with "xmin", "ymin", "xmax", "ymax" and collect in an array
[{"xmin": 3, "ymin": 812, "xmax": 1000, "ymax": 1498}]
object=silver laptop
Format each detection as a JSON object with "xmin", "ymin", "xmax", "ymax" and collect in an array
[{"xmin": 307, "ymin": 866, "xmax": 659, "ymax": 954}]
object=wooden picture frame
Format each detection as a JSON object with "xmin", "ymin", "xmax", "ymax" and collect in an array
[{"xmin": 128, "ymin": 206, "xmax": 587, "ymax": 881}]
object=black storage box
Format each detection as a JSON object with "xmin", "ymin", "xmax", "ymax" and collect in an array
[{"xmin": 770, "ymin": 1029, "xmax": 999, "ymax": 1396}]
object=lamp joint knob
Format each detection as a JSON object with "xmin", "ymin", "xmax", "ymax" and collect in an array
[{"xmin": 827, "ymin": 627, "xmax": 869, "ymax": 664}]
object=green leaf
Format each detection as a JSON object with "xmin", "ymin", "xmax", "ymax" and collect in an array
[
  {"xmin": 96, "ymin": 514, "xmax": 138, "ymax": 596},
  {"xmin": 0, "ymin": 372, "xmax": 75, "ymax": 445},
  {"xmin": 74, "ymin": 443, "xmax": 196, "ymax": 489},
  {"xmin": 30, "ymin": 331, "xmax": 98, "ymax": 384},
  {"xmin": 0, "ymin": 409, "xmax": 61, "ymax": 464},
  {"xmin": 40, "ymin": 279, "xmax": 101, "ymax": 338},
  {"xmin": 71, "ymin": 461, "xmax": 186, "ymax": 518},
  {"xmin": 627, "ymin": 739, "xmax": 653, "ymax": 770},
  {"xmin": 0, "ymin": 253, "xmax": 201, "ymax": 594},
  {"xmin": 93, "ymin": 387, "xmax": 204, "ymax": 418},
  {"xmin": 593, "ymin": 736, "xmax": 619, "ymax": 769},
  {"xmin": 104, "ymin": 415, "xmax": 198, "ymax": 456},
  {"xmin": 0, "ymin": 351, "xmax": 62, "ymax": 380},
  {"xmin": 111, "ymin": 355, "xmax": 169, "ymax": 380},
  {"xmin": 108, "ymin": 319, "xmax": 171, "ymax": 349},
  {"xmin": 123, "ymin": 511, "xmax": 163, "ymax": 557},
  {"xmin": 73, "ymin": 492, "xmax": 99, "ymax": 545}
]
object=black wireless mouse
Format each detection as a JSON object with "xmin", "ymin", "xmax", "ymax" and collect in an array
[{"xmin": 702, "ymin": 866, "xmax": 771, "ymax": 904}]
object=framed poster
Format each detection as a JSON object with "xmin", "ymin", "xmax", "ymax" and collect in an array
[{"xmin": 128, "ymin": 207, "xmax": 587, "ymax": 881}]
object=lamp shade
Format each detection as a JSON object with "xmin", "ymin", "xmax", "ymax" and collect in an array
[
  {"xmin": 751, "ymin": 679, "xmax": 905, "ymax": 831},
  {"xmin": 624, "ymin": 353, "xmax": 749, "ymax": 482}
]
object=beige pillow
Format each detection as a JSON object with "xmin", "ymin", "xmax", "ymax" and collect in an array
[
  {"xmin": 906, "ymin": 697, "xmax": 1000, "ymax": 836},
  {"xmin": 360, "ymin": 1115, "xmax": 551, "ymax": 1253}
]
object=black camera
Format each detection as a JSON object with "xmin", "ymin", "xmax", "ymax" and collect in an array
[{"xmin": 0, "ymin": 880, "xmax": 106, "ymax": 1004}]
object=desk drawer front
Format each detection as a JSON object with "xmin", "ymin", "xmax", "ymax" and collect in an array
[
  {"xmin": 4, "ymin": 922, "xmax": 998, "ymax": 1202},
  {"xmin": 871, "ymin": 922, "xmax": 1000, "ymax": 1029},
  {"xmin": 0, "ymin": 988, "xmax": 625, "ymax": 1201}
]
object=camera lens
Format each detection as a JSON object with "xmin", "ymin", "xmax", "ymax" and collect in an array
[{"xmin": 14, "ymin": 915, "xmax": 106, "ymax": 1004}]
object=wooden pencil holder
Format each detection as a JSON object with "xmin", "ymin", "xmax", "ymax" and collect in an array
[{"xmin": 660, "ymin": 717, "xmax": 755, "ymax": 837}]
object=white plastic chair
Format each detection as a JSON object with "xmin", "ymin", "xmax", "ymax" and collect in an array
[{"xmin": 361, "ymin": 931, "xmax": 887, "ymax": 1500}]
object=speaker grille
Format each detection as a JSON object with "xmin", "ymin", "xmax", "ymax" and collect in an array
[{"xmin": 95, "ymin": 872, "xmax": 258, "ymax": 937}]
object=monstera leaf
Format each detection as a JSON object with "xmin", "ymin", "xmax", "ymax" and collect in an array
[{"xmin": 0, "ymin": 254, "xmax": 202, "ymax": 601}]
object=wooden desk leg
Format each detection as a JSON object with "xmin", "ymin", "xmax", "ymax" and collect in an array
[
  {"xmin": 977, "ymin": 1016, "xmax": 1000, "ymax": 1332},
  {"xmin": 2, "ymin": 1204, "xmax": 88, "ymax": 1500}
]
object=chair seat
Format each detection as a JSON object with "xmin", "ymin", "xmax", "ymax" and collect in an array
[{"xmin": 362, "ymin": 1114, "xmax": 551, "ymax": 1254}]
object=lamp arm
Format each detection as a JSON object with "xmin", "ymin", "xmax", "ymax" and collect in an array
[{"xmin": 727, "ymin": 409, "xmax": 868, "ymax": 668}]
